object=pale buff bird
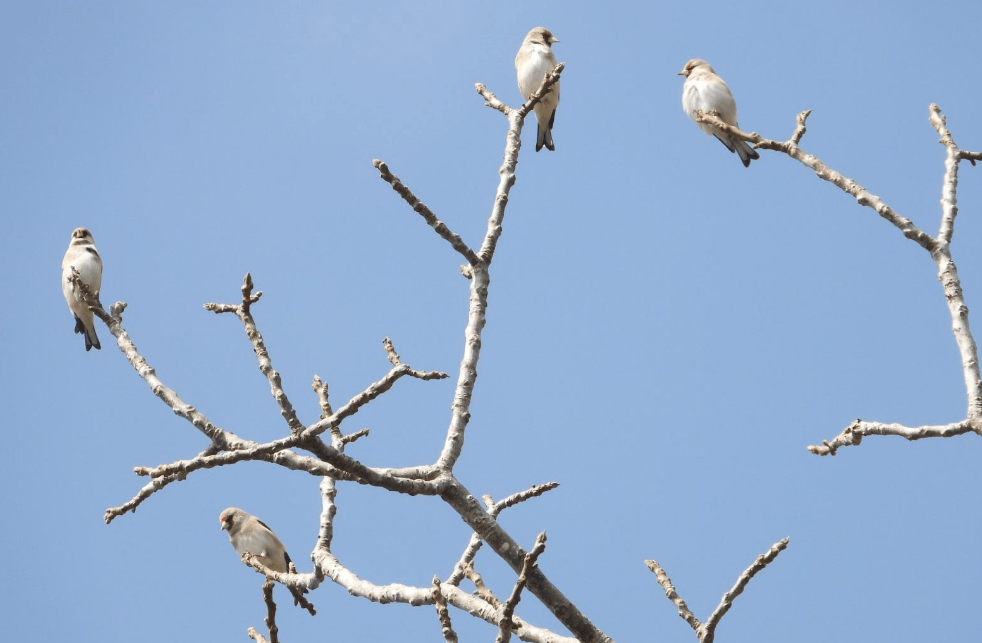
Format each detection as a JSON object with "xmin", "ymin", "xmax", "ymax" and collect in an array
[
  {"xmin": 516, "ymin": 27, "xmax": 560, "ymax": 152},
  {"xmin": 219, "ymin": 507, "xmax": 314, "ymax": 614},
  {"xmin": 679, "ymin": 59, "xmax": 759, "ymax": 167},
  {"xmin": 61, "ymin": 227, "xmax": 103, "ymax": 351}
]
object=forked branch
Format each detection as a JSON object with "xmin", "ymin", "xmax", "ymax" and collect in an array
[
  {"xmin": 646, "ymin": 537, "xmax": 789, "ymax": 643},
  {"xmin": 693, "ymin": 105, "xmax": 982, "ymax": 454}
]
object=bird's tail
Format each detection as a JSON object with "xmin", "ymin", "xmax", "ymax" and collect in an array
[
  {"xmin": 535, "ymin": 109, "xmax": 556, "ymax": 152},
  {"xmin": 74, "ymin": 315, "xmax": 101, "ymax": 351},
  {"xmin": 736, "ymin": 141, "xmax": 760, "ymax": 168}
]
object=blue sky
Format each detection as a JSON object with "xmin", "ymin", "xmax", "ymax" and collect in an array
[{"xmin": 4, "ymin": 1, "xmax": 982, "ymax": 641}]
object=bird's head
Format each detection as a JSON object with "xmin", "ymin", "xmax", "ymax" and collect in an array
[
  {"xmin": 527, "ymin": 27, "xmax": 559, "ymax": 47},
  {"xmin": 71, "ymin": 227, "xmax": 94, "ymax": 243},
  {"xmin": 678, "ymin": 58, "xmax": 713, "ymax": 78},
  {"xmin": 219, "ymin": 507, "xmax": 241, "ymax": 532}
]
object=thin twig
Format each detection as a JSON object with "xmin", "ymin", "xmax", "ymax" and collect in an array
[
  {"xmin": 260, "ymin": 580, "xmax": 280, "ymax": 643},
  {"xmin": 432, "ymin": 577, "xmax": 459, "ymax": 643},
  {"xmin": 646, "ymin": 537, "xmax": 789, "ymax": 643},
  {"xmin": 496, "ymin": 532, "xmax": 547, "ymax": 643},
  {"xmin": 241, "ymin": 554, "xmax": 317, "ymax": 616},
  {"xmin": 373, "ymin": 159, "xmax": 481, "ymax": 265},
  {"xmin": 465, "ymin": 561, "xmax": 502, "ymax": 608},
  {"xmin": 205, "ymin": 273, "xmax": 304, "ymax": 435},
  {"xmin": 312, "ymin": 375, "xmax": 334, "ymax": 419},
  {"xmin": 701, "ymin": 538, "xmax": 789, "ymax": 642},
  {"xmin": 304, "ymin": 363, "xmax": 449, "ymax": 440},
  {"xmin": 341, "ymin": 427, "xmax": 370, "ymax": 445},
  {"xmin": 644, "ymin": 559, "xmax": 701, "ymax": 632},
  {"xmin": 694, "ymin": 109, "xmax": 937, "ymax": 251}
]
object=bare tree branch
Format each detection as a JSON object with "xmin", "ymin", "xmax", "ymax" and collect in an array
[
  {"xmin": 644, "ymin": 560, "xmax": 701, "ymax": 632},
  {"xmin": 496, "ymin": 532, "xmax": 548, "ymax": 643},
  {"xmin": 926, "ymin": 105, "xmax": 982, "ymax": 423},
  {"xmin": 474, "ymin": 62, "xmax": 564, "ymax": 123},
  {"xmin": 646, "ymin": 537, "xmax": 789, "ymax": 643},
  {"xmin": 303, "ymin": 359, "xmax": 449, "ymax": 441},
  {"xmin": 440, "ymin": 482, "xmax": 610, "ymax": 643},
  {"xmin": 930, "ymin": 104, "xmax": 964, "ymax": 244},
  {"xmin": 205, "ymin": 272, "xmax": 304, "ymax": 435},
  {"xmin": 104, "ymin": 444, "xmax": 223, "ymax": 523},
  {"xmin": 692, "ymin": 105, "xmax": 982, "ymax": 453},
  {"xmin": 515, "ymin": 63, "xmax": 563, "ymax": 122},
  {"xmin": 246, "ymin": 627, "xmax": 269, "ymax": 643},
  {"xmin": 90, "ymin": 55, "xmax": 777, "ymax": 643},
  {"xmin": 473, "ymin": 62, "xmax": 563, "ymax": 266},
  {"xmin": 432, "ymin": 577, "xmax": 459, "ymax": 643},
  {"xmin": 108, "ymin": 298, "xmax": 450, "ymax": 493},
  {"xmin": 62, "ymin": 281, "xmax": 254, "ymax": 453},
  {"xmin": 341, "ymin": 427, "xmax": 370, "ymax": 445},
  {"xmin": 373, "ymin": 159, "xmax": 481, "ymax": 265},
  {"xmin": 307, "ymin": 428, "xmax": 576, "ymax": 642},
  {"xmin": 431, "ymin": 65, "xmax": 568, "ymax": 478},
  {"xmin": 475, "ymin": 84, "xmax": 508, "ymax": 115},
  {"xmin": 695, "ymin": 109, "xmax": 936, "ymax": 249},
  {"xmin": 701, "ymin": 537, "xmax": 789, "ymax": 640},
  {"xmin": 447, "ymin": 482, "xmax": 559, "ymax": 587},
  {"xmin": 807, "ymin": 418, "xmax": 975, "ymax": 456},
  {"xmin": 84, "ymin": 291, "xmax": 342, "ymax": 521},
  {"xmin": 460, "ymin": 561, "xmax": 502, "ymax": 608},
  {"xmin": 311, "ymin": 375, "xmax": 334, "ymax": 419},
  {"xmin": 259, "ymin": 580, "xmax": 279, "ymax": 643},
  {"xmin": 241, "ymin": 553, "xmax": 317, "ymax": 616},
  {"xmin": 135, "ymin": 432, "xmax": 441, "ymax": 494},
  {"xmin": 312, "ymin": 546, "xmax": 571, "ymax": 643}
]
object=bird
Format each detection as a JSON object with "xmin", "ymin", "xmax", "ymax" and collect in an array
[
  {"xmin": 515, "ymin": 27, "xmax": 560, "ymax": 152},
  {"xmin": 679, "ymin": 59, "xmax": 759, "ymax": 167},
  {"xmin": 219, "ymin": 507, "xmax": 313, "ymax": 613},
  {"xmin": 61, "ymin": 227, "xmax": 103, "ymax": 351}
]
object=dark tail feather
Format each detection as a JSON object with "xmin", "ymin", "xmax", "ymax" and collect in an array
[
  {"xmin": 536, "ymin": 124, "xmax": 555, "ymax": 152},
  {"xmin": 536, "ymin": 109, "xmax": 556, "ymax": 152},
  {"xmin": 74, "ymin": 315, "xmax": 101, "ymax": 351},
  {"xmin": 736, "ymin": 141, "xmax": 760, "ymax": 168},
  {"xmin": 714, "ymin": 134, "xmax": 736, "ymax": 154}
]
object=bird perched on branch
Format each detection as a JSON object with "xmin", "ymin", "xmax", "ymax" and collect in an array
[
  {"xmin": 516, "ymin": 26, "xmax": 560, "ymax": 152},
  {"xmin": 679, "ymin": 58, "xmax": 759, "ymax": 167},
  {"xmin": 61, "ymin": 227, "xmax": 103, "ymax": 351},
  {"xmin": 219, "ymin": 507, "xmax": 314, "ymax": 613}
]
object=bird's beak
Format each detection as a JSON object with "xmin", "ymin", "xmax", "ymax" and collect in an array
[
  {"xmin": 550, "ymin": 37, "xmax": 560, "ymax": 44},
  {"xmin": 678, "ymin": 69, "xmax": 687, "ymax": 77},
  {"xmin": 220, "ymin": 521, "xmax": 228, "ymax": 531}
]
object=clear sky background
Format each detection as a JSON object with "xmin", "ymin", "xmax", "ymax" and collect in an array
[{"xmin": 4, "ymin": 1, "xmax": 982, "ymax": 641}]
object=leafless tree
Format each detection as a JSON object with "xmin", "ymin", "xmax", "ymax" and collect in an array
[
  {"xmin": 688, "ymin": 105, "xmax": 982, "ymax": 456},
  {"xmin": 70, "ymin": 61, "xmax": 979, "ymax": 642}
]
